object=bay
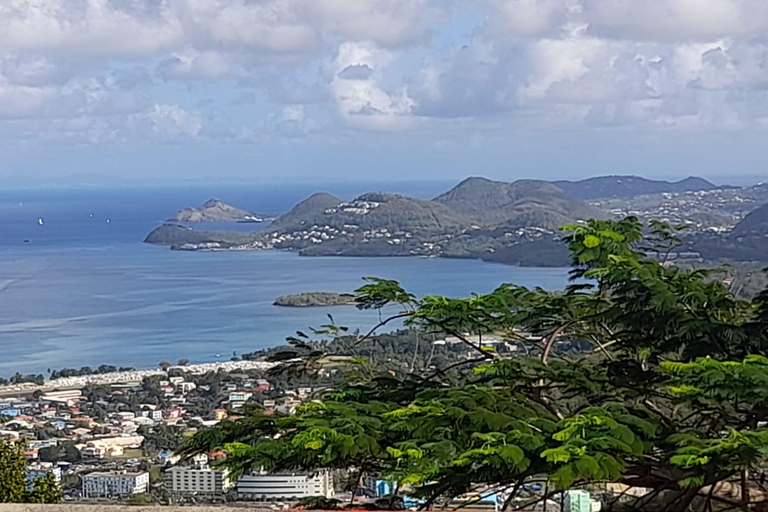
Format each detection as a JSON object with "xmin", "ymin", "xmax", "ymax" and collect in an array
[{"xmin": 0, "ymin": 185, "xmax": 570, "ymax": 376}]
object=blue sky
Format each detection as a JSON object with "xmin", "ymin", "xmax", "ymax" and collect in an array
[{"xmin": 2, "ymin": 0, "xmax": 768, "ymax": 186}]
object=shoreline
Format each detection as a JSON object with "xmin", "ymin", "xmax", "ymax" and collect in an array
[{"xmin": 0, "ymin": 359, "xmax": 276, "ymax": 397}]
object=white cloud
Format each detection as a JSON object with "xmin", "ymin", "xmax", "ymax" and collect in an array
[
  {"xmin": 480, "ymin": 0, "xmax": 582, "ymax": 39},
  {"xmin": 139, "ymin": 104, "xmax": 203, "ymax": 137},
  {"xmin": 329, "ymin": 41, "xmax": 415, "ymax": 130},
  {"xmin": 156, "ymin": 51, "xmax": 239, "ymax": 80},
  {"xmin": 4, "ymin": 0, "xmax": 768, "ymax": 150},
  {"xmin": 0, "ymin": 0, "xmax": 182, "ymax": 58},
  {"xmin": 583, "ymin": 0, "xmax": 768, "ymax": 42}
]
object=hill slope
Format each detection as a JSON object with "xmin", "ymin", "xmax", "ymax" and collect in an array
[
  {"xmin": 553, "ymin": 175, "xmax": 717, "ymax": 199},
  {"xmin": 731, "ymin": 203, "xmax": 768, "ymax": 236},
  {"xmin": 263, "ymin": 191, "xmax": 464, "ymax": 237},
  {"xmin": 144, "ymin": 224, "xmax": 254, "ymax": 247},
  {"xmin": 434, "ymin": 177, "xmax": 603, "ymax": 227}
]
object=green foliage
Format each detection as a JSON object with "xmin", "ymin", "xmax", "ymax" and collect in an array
[
  {"xmin": 181, "ymin": 218, "xmax": 768, "ymax": 511},
  {"xmin": 0, "ymin": 439, "xmax": 62, "ymax": 504},
  {"xmin": 0, "ymin": 439, "xmax": 27, "ymax": 503},
  {"xmin": 25, "ymin": 474, "xmax": 63, "ymax": 504}
]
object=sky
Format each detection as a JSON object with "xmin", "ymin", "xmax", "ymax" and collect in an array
[{"xmin": 3, "ymin": 0, "xmax": 768, "ymax": 186}]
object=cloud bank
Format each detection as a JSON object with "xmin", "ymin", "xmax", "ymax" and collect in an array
[{"xmin": 2, "ymin": 0, "xmax": 768, "ymax": 179}]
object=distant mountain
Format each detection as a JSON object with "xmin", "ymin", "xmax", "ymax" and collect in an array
[
  {"xmin": 146, "ymin": 177, "xmax": 611, "ymax": 264},
  {"xmin": 262, "ymin": 191, "xmax": 464, "ymax": 237},
  {"xmin": 170, "ymin": 198, "xmax": 260, "ymax": 223},
  {"xmin": 434, "ymin": 177, "xmax": 603, "ymax": 228},
  {"xmin": 553, "ymin": 175, "xmax": 717, "ymax": 199},
  {"xmin": 731, "ymin": 203, "xmax": 768, "ymax": 236}
]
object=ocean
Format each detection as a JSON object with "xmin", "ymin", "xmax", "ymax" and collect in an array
[{"xmin": 0, "ymin": 184, "xmax": 571, "ymax": 376}]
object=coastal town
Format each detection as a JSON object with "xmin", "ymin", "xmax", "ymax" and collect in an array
[
  {"xmin": 0, "ymin": 331, "xmax": 587, "ymax": 510},
  {"xmin": 0, "ymin": 358, "xmax": 345, "ymax": 506}
]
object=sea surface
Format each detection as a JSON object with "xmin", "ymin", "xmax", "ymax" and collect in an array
[{"xmin": 0, "ymin": 184, "xmax": 570, "ymax": 376}]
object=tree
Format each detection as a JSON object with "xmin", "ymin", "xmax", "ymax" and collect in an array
[
  {"xmin": 180, "ymin": 218, "xmax": 768, "ymax": 512},
  {"xmin": 159, "ymin": 360, "xmax": 172, "ymax": 370},
  {"xmin": 177, "ymin": 358, "xmax": 190, "ymax": 366},
  {"xmin": 26, "ymin": 474, "xmax": 63, "ymax": 504},
  {"xmin": 0, "ymin": 439, "xmax": 62, "ymax": 504},
  {"xmin": 0, "ymin": 439, "xmax": 27, "ymax": 503}
]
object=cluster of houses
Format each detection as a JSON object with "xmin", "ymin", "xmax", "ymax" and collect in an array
[{"xmin": 0, "ymin": 366, "xmax": 334, "ymax": 503}]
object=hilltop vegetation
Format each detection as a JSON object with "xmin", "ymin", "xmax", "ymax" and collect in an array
[
  {"xmin": 273, "ymin": 292, "xmax": 356, "ymax": 307},
  {"xmin": 434, "ymin": 177, "xmax": 604, "ymax": 226}
]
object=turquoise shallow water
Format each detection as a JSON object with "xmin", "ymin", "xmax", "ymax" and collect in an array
[{"xmin": 0, "ymin": 185, "xmax": 570, "ymax": 376}]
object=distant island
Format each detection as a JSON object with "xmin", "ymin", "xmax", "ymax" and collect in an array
[
  {"xmin": 145, "ymin": 175, "xmax": 768, "ymax": 266},
  {"xmin": 273, "ymin": 292, "xmax": 356, "ymax": 307},
  {"xmin": 170, "ymin": 198, "xmax": 264, "ymax": 223}
]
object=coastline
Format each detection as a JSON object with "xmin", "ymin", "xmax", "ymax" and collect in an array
[{"xmin": 0, "ymin": 359, "xmax": 276, "ymax": 397}]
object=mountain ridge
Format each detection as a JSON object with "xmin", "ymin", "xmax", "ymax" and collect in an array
[
  {"xmin": 434, "ymin": 176, "xmax": 604, "ymax": 227},
  {"xmin": 553, "ymin": 175, "xmax": 717, "ymax": 199}
]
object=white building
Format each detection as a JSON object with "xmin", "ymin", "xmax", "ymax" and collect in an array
[
  {"xmin": 82, "ymin": 471, "xmax": 149, "ymax": 497},
  {"xmin": 165, "ymin": 466, "xmax": 231, "ymax": 495},
  {"xmin": 237, "ymin": 471, "xmax": 334, "ymax": 500},
  {"xmin": 229, "ymin": 392, "xmax": 252, "ymax": 403}
]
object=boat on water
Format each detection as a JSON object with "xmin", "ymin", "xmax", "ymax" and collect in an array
[{"xmin": 37, "ymin": 217, "xmax": 44, "ymax": 226}]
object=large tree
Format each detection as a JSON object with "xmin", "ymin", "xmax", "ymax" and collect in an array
[
  {"xmin": 180, "ymin": 218, "xmax": 768, "ymax": 511},
  {"xmin": 0, "ymin": 439, "xmax": 63, "ymax": 504}
]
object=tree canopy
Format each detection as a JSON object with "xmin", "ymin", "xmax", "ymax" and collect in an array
[
  {"xmin": 0, "ymin": 439, "xmax": 63, "ymax": 504},
  {"xmin": 180, "ymin": 217, "xmax": 768, "ymax": 511}
]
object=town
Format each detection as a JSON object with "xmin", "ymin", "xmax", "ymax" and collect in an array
[
  {"xmin": 0, "ymin": 330, "xmax": 599, "ymax": 510},
  {"xmin": 0, "ymin": 358, "xmax": 342, "ymax": 506}
]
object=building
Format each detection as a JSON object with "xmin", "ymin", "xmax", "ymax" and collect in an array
[
  {"xmin": 237, "ymin": 471, "xmax": 334, "ymax": 500},
  {"xmin": 229, "ymin": 392, "xmax": 252, "ymax": 403},
  {"xmin": 81, "ymin": 443, "xmax": 124, "ymax": 459},
  {"xmin": 78, "ymin": 436, "xmax": 143, "ymax": 459},
  {"xmin": 27, "ymin": 464, "xmax": 62, "ymax": 490},
  {"xmin": 82, "ymin": 471, "xmax": 149, "ymax": 497},
  {"xmin": 564, "ymin": 490, "xmax": 592, "ymax": 512},
  {"xmin": 178, "ymin": 382, "xmax": 196, "ymax": 393},
  {"xmin": 165, "ymin": 466, "xmax": 231, "ymax": 495}
]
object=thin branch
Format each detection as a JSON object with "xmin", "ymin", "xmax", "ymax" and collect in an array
[
  {"xmin": 541, "ymin": 323, "xmax": 572, "ymax": 364},
  {"xmin": 354, "ymin": 313, "xmax": 412, "ymax": 346},
  {"xmin": 500, "ymin": 478, "xmax": 527, "ymax": 512}
]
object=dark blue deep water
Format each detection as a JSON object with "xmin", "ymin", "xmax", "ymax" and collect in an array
[{"xmin": 0, "ymin": 184, "xmax": 570, "ymax": 376}]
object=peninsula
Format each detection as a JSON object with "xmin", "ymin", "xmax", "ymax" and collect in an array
[
  {"xmin": 170, "ymin": 198, "xmax": 263, "ymax": 223},
  {"xmin": 144, "ymin": 176, "xmax": 768, "ymax": 266}
]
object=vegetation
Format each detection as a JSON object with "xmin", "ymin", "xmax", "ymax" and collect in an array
[
  {"xmin": 0, "ymin": 373, "xmax": 44, "ymax": 386},
  {"xmin": 49, "ymin": 364, "xmax": 135, "ymax": 380},
  {"xmin": 181, "ymin": 217, "xmax": 768, "ymax": 511},
  {"xmin": 274, "ymin": 292, "xmax": 357, "ymax": 308},
  {"xmin": 0, "ymin": 439, "xmax": 63, "ymax": 504}
]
